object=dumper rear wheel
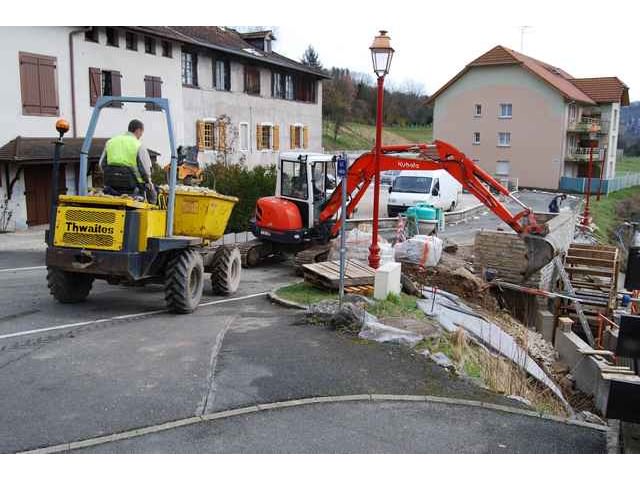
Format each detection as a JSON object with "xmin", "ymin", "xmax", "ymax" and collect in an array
[
  {"xmin": 210, "ymin": 246, "xmax": 242, "ymax": 296},
  {"xmin": 47, "ymin": 267, "xmax": 94, "ymax": 304},
  {"xmin": 165, "ymin": 248, "xmax": 204, "ymax": 313}
]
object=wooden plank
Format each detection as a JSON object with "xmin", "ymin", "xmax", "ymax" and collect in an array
[
  {"xmin": 564, "ymin": 266, "xmax": 613, "ymax": 278},
  {"xmin": 555, "ymin": 257, "xmax": 595, "ymax": 346},
  {"xmin": 578, "ymin": 349, "xmax": 615, "ymax": 356},
  {"xmin": 567, "ymin": 247, "xmax": 617, "ymax": 260},
  {"xmin": 565, "ymin": 256, "xmax": 616, "ymax": 268}
]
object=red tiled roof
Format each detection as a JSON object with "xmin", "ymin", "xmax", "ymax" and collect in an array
[
  {"xmin": 570, "ymin": 77, "xmax": 630, "ymax": 106},
  {"xmin": 427, "ymin": 45, "xmax": 628, "ymax": 106},
  {"xmin": 129, "ymin": 26, "xmax": 329, "ymax": 78}
]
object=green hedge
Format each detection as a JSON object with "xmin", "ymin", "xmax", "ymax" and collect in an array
[{"xmin": 202, "ymin": 163, "xmax": 277, "ymax": 233}]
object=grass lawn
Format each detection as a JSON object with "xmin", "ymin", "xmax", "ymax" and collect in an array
[
  {"xmin": 275, "ymin": 282, "xmax": 337, "ymax": 305},
  {"xmin": 590, "ymin": 185, "xmax": 640, "ymax": 241},
  {"xmin": 616, "ymin": 156, "xmax": 640, "ymax": 176},
  {"xmin": 366, "ymin": 292, "xmax": 425, "ymax": 320},
  {"xmin": 323, "ymin": 121, "xmax": 432, "ymax": 151}
]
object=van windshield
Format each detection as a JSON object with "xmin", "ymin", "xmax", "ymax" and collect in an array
[{"xmin": 392, "ymin": 176, "xmax": 432, "ymax": 194}]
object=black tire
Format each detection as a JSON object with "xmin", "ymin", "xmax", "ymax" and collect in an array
[
  {"xmin": 164, "ymin": 248, "xmax": 204, "ymax": 314},
  {"xmin": 47, "ymin": 267, "xmax": 94, "ymax": 304},
  {"xmin": 210, "ymin": 246, "xmax": 242, "ymax": 296}
]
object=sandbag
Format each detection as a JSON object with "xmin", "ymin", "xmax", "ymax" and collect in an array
[{"xmin": 394, "ymin": 235, "xmax": 443, "ymax": 267}]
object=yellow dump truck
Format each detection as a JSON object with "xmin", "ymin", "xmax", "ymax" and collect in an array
[{"xmin": 45, "ymin": 96, "xmax": 242, "ymax": 313}]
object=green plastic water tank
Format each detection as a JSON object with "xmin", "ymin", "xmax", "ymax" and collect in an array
[{"xmin": 406, "ymin": 203, "xmax": 437, "ymax": 220}]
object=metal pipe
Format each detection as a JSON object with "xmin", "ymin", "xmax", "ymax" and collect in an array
[{"xmin": 69, "ymin": 27, "xmax": 91, "ymax": 138}]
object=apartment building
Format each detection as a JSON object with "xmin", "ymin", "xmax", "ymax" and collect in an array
[
  {"xmin": 429, "ymin": 45, "xmax": 629, "ymax": 190},
  {"xmin": 0, "ymin": 26, "xmax": 327, "ymax": 230}
]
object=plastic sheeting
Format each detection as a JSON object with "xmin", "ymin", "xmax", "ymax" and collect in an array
[
  {"xmin": 358, "ymin": 311, "xmax": 423, "ymax": 348},
  {"xmin": 394, "ymin": 235, "xmax": 443, "ymax": 267},
  {"xmin": 417, "ymin": 289, "xmax": 570, "ymax": 409}
]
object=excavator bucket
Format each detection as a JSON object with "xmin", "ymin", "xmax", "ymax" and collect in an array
[{"xmin": 522, "ymin": 234, "xmax": 558, "ymax": 278}]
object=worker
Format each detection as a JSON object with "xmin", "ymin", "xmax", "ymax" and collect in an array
[
  {"xmin": 100, "ymin": 119, "xmax": 157, "ymax": 203},
  {"xmin": 548, "ymin": 193, "xmax": 567, "ymax": 213}
]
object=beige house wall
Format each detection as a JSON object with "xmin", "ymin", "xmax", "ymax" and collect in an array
[{"xmin": 433, "ymin": 65, "xmax": 567, "ymax": 190}]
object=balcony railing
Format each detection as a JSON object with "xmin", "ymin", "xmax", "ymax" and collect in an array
[
  {"xmin": 568, "ymin": 116, "xmax": 604, "ymax": 133},
  {"xmin": 565, "ymin": 147, "xmax": 606, "ymax": 161}
]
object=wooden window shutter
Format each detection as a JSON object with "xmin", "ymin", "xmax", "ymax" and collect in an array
[
  {"xmin": 303, "ymin": 126, "xmax": 309, "ymax": 149},
  {"xmin": 89, "ymin": 67, "xmax": 101, "ymax": 106},
  {"xmin": 216, "ymin": 122, "xmax": 227, "ymax": 151},
  {"xmin": 37, "ymin": 55, "xmax": 59, "ymax": 115},
  {"xmin": 111, "ymin": 71, "xmax": 122, "ymax": 107},
  {"xmin": 256, "ymin": 124, "xmax": 263, "ymax": 150},
  {"xmin": 273, "ymin": 125, "xmax": 280, "ymax": 151},
  {"xmin": 19, "ymin": 53, "xmax": 41, "ymax": 114},
  {"xmin": 196, "ymin": 120, "xmax": 206, "ymax": 151},
  {"xmin": 289, "ymin": 125, "xmax": 295, "ymax": 149}
]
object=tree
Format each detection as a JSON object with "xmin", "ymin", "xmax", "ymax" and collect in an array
[
  {"xmin": 301, "ymin": 45, "xmax": 322, "ymax": 70},
  {"xmin": 323, "ymin": 68, "xmax": 355, "ymax": 140}
]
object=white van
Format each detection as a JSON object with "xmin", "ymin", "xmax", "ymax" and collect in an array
[{"xmin": 387, "ymin": 170, "xmax": 462, "ymax": 217}]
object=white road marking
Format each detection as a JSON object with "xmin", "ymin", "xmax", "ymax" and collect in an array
[
  {"xmin": 0, "ymin": 292, "xmax": 268, "ymax": 341},
  {"xmin": 0, "ymin": 265, "xmax": 46, "ymax": 273}
]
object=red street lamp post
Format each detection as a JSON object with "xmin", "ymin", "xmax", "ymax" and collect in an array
[{"xmin": 368, "ymin": 30, "xmax": 394, "ymax": 269}]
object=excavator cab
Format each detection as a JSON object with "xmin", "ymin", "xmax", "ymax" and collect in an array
[{"xmin": 252, "ymin": 153, "xmax": 336, "ymax": 245}]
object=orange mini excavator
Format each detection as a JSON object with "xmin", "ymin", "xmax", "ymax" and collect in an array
[{"xmin": 239, "ymin": 140, "xmax": 557, "ymax": 277}]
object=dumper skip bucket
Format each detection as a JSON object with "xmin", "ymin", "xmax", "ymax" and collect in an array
[{"xmin": 171, "ymin": 190, "xmax": 239, "ymax": 240}]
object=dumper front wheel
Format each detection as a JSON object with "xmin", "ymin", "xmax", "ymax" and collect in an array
[
  {"xmin": 47, "ymin": 267, "xmax": 94, "ymax": 304},
  {"xmin": 210, "ymin": 246, "xmax": 242, "ymax": 296},
  {"xmin": 165, "ymin": 249, "xmax": 204, "ymax": 314}
]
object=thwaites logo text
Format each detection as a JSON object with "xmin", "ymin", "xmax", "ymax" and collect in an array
[
  {"xmin": 398, "ymin": 161, "xmax": 420, "ymax": 169},
  {"xmin": 65, "ymin": 222, "xmax": 115, "ymax": 235}
]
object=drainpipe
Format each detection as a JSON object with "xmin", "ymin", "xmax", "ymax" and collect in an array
[{"xmin": 69, "ymin": 27, "xmax": 91, "ymax": 138}]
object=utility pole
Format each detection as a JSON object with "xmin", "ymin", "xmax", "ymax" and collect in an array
[{"xmin": 520, "ymin": 26, "xmax": 533, "ymax": 52}]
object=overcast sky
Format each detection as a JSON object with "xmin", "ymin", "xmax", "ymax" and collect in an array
[{"xmin": 271, "ymin": 4, "xmax": 638, "ymax": 101}]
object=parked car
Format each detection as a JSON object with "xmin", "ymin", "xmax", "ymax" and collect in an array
[
  {"xmin": 387, "ymin": 170, "xmax": 462, "ymax": 217},
  {"xmin": 381, "ymin": 170, "xmax": 400, "ymax": 186}
]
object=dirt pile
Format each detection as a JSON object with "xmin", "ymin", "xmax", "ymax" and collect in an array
[{"xmin": 403, "ymin": 252, "xmax": 498, "ymax": 310}]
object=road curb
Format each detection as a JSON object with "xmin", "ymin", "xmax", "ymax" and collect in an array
[
  {"xmin": 19, "ymin": 393, "xmax": 608, "ymax": 454},
  {"xmin": 267, "ymin": 289, "xmax": 309, "ymax": 310}
]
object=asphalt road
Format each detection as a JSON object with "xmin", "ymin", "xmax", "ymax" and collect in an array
[{"xmin": 0, "ymin": 193, "xmax": 601, "ymax": 454}]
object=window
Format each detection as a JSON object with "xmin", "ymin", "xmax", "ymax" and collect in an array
[
  {"xmin": 256, "ymin": 123, "xmax": 279, "ymax": 151},
  {"xmin": 144, "ymin": 76, "xmax": 162, "ymax": 111},
  {"xmin": 105, "ymin": 27, "xmax": 119, "ymax": 47},
  {"xmin": 144, "ymin": 36, "xmax": 156, "ymax": 55},
  {"xmin": 281, "ymin": 160, "xmax": 308, "ymax": 200},
  {"xmin": 613, "ymin": 109, "xmax": 618, "ymax": 131},
  {"xmin": 392, "ymin": 176, "xmax": 433, "ymax": 194},
  {"xmin": 203, "ymin": 122, "xmax": 215, "ymax": 150},
  {"xmin": 285, "ymin": 75, "xmax": 295, "ymax": 101},
  {"xmin": 19, "ymin": 52, "xmax": 59, "ymax": 116},
  {"xmin": 239, "ymin": 122, "xmax": 249, "ymax": 151},
  {"xmin": 569, "ymin": 104, "xmax": 577, "ymax": 122},
  {"xmin": 161, "ymin": 40, "xmax": 172, "ymax": 58},
  {"xmin": 125, "ymin": 32, "xmax": 137, "ymax": 51},
  {"xmin": 498, "ymin": 132, "xmax": 511, "ymax": 147},
  {"xmin": 496, "ymin": 160, "xmax": 510, "ymax": 176},
  {"xmin": 473, "ymin": 132, "xmax": 480, "ymax": 144},
  {"xmin": 88, "ymin": 67, "xmax": 122, "ymax": 107},
  {"xmin": 181, "ymin": 51, "xmax": 197, "ymax": 86},
  {"xmin": 214, "ymin": 59, "xmax": 230, "ymax": 91},
  {"xmin": 244, "ymin": 66, "xmax": 261, "ymax": 95},
  {"xmin": 499, "ymin": 103, "xmax": 513, "ymax": 118},
  {"xmin": 272, "ymin": 72, "xmax": 284, "ymax": 98},
  {"xmin": 290, "ymin": 125, "xmax": 309, "ymax": 150},
  {"xmin": 196, "ymin": 120, "xmax": 227, "ymax": 151},
  {"xmin": 474, "ymin": 104, "xmax": 482, "ymax": 117},
  {"xmin": 84, "ymin": 27, "xmax": 98, "ymax": 43}
]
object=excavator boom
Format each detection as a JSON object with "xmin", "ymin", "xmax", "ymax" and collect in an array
[{"xmin": 320, "ymin": 140, "xmax": 556, "ymax": 276}]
